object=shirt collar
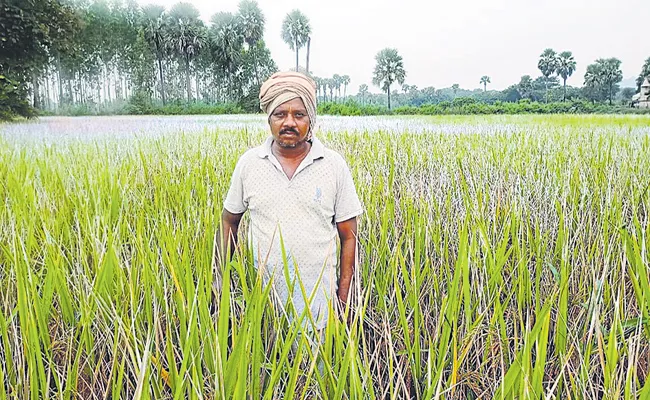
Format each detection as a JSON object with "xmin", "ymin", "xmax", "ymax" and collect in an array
[{"xmin": 257, "ymin": 136, "xmax": 325, "ymax": 161}]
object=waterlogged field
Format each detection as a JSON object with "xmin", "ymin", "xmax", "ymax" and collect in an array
[{"xmin": 1, "ymin": 115, "xmax": 650, "ymax": 399}]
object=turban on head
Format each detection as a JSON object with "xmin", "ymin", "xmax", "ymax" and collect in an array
[{"xmin": 259, "ymin": 71, "xmax": 317, "ymax": 139}]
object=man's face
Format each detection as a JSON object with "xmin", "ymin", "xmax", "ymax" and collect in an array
[{"xmin": 269, "ymin": 97, "xmax": 310, "ymax": 148}]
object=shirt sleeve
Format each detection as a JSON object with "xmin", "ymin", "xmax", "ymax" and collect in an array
[
  {"xmin": 223, "ymin": 157, "xmax": 248, "ymax": 214},
  {"xmin": 334, "ymin": 160, "xmax": 363, "ymax": 223}
]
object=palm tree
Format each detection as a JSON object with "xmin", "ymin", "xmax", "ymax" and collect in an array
[
  {"xmin": 320, "ymin": 78, "xmax": 328, "ymax": 102},
  {"xmin": 358, "ymin": 84, "xmax": 368, "ymax": 105},
  {"xmin": 480, "ymin": 76, "xmax": 490, "ymax": 92},
  {"xmin": 168, "ymin": 2, "xmax": 207, "ymax": 102},
  {"xmin": 518, "ymin": 75, "xmax": 534, "ymax": 100},
  {"xmin": 555, "ymin": 51, "xmax": 576, "ymax": 101},
  {"xmin": 327, "ymin": 78, "xmax": 334, "ymax": 102},
  {"xmin": 237, "ymin": 0, "xmax": 264, "ymax": 85},
  {"xmin": 281, "ymin": 10, "xmax": 311, "ymax": 72},
  {"xmin": 636, "ymin": 57, "xmax": 650, "ymax": 91},
  {"xmin": 584, "ymin": 63, "xmax": 603, "ymax": 102},
  {"xmin": 598, "ymin": 58, "xmax": 623, "ymax": 105},
  {"xmin": 538, "ymin": 48, "xmax": 557, "ymax": 103},
  {"xmin": 142, "ymin": 4, "xmax": 169, "ymax": 105},
  {"xmin": 372, "ymin": 48, "xmax": 405, "ymax": 110},
  {"xmin": 209, "ymin": 12, "xmax": 243, "ymax": 101},
  {"xmin": 312, "ymin": 76, "xmax": 321, "ymax": 100},
  {"xmin": 332, "ymin": 74, "xmax": 341, "ymax": 102},
  {"xmin": 451, "ymin": 83, "xmax": 459, "ymax": 98},
  {"xmin": 341, "ymin": 75, "xmax": 350, "ymax": 100},
  {"xmin": 305, "ymin": 36, "xmax": 311, "ymax": 75}
]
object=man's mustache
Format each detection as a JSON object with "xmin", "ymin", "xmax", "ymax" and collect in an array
[{"xmin": 280, "ymin": 128, "xmax": 299, "ymax": 135}]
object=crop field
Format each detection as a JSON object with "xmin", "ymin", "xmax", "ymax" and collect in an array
[{"xmin": 1, "ymin": 114, "xmax": 649, "ymax": 399}]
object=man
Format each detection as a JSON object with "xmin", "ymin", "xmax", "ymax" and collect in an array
[{"xmin": 219, "ymin": 71, "xmax": 363, "ymax": 330}]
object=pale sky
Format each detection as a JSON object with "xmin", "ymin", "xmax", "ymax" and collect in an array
[{"xmin": 139, "ymin": 0, "xmax": 649, "ymax": 93}]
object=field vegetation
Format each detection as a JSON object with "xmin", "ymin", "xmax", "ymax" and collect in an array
[{"xmin": 1, "ymin": 115, "xmax": 649, "ymax": 398}]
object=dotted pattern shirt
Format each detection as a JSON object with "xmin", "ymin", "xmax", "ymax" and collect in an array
[{"xmin": 224, "ymin": 136, "xmax": 363, "ymax": 328}]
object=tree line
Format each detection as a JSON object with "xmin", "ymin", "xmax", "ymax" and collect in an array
[
  {"xmin": 2, "ymin": 1, "xmax": 649, "ymax": 118},
  {"xmin": 352, "ymin": 48, "xmax": 650, "ymax": 110},
  {"xmin": 1, "ymin": 0, "xmax": 278, "ymax": 118}
]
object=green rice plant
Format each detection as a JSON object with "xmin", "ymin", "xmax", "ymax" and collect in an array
[{"xmin": 0, "ymin": 114, "xmax": 649, "ymax": 398}]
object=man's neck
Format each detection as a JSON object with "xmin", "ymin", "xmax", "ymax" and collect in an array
[{"xmin": 272, "ymin": 140, "xmax": 311, "ymax": 160}]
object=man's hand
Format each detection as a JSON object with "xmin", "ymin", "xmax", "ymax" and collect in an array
[
  {"xmin": 217, "ymin": 209, "xmax": 244, "ymax": 266},
  {"xmin": 336, "ymin": 217, "xmax": 358, "ymax": 321}
]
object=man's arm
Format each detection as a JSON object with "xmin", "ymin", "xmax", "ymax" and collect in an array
[
  {"xmin": 336, "ymin": 217, "xmax": 358, "ymax": 307},
  {"xmin": 217, "ymin": 209, "xmax": 244, "ymax": 264}
]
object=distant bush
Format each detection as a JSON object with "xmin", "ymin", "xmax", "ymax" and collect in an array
[
  {"xmin": 318, "ymin": 101, "xmax": 387, "ymax": 116},
  {"xmin": 371, "ymin": 99, "xmax": 649, "ymax": 116},
  {"xmin": 44, "ymin": 96, "xmax": 650, "ymax": 118},
  {"xmin": 150, "ymin": 102, "xmax": 245, "ymax": 115},
  {"xmin": 49, "ymin": 96, "xmax": 246, "ymax": 117}
]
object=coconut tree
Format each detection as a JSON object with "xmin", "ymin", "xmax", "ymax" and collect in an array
[
  {"xmin": 555, "ymin": 51, "xmax": 576, "ymax": 101},
  {"xmin": 538, "ymin": 48, "xmax": 557, "ymax": 103},
  {"xmin": 480, "ymin": 75, "xmax": 490, "ymax": 92},
  {"xmin": 372, "ymin": 48, "xmax": 405, "ymax": 110},
  {"xmin": 237, "ymin": 0, "xmax": 264, "ymax": 85},
  {"xmin": 281, "ymin": 10, "xmax": 311, "ymax": 72}
]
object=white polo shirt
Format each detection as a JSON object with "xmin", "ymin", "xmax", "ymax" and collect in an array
[{"xmin": 224, "ymin": 136, "xmax": 363, "ymax": 329}]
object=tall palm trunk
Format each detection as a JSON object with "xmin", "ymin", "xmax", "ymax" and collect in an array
[
  {"xmin": 295, "ymin": 38, "xmax": 299, "ymax": 72},
  {"xmin": 157, "ymin": 57, "xmax": 166, "ymax": 105},
  {"xmin": 545, "ymin": 80, "xmax": 549, "ymax": 103},
  {"xmin": 56, "ymin": 57, "xmax": 63, "ymax": 108},
  {"xmin": 251, "ymin": 46, "xmax": 260, "ymax": 86},
  {"xmin": 185, "ymin": 56, "xmax": 192, "ymax": 102},
  {"xmin": 563, "ymin": 78, "xmax": 567, "ymax": 102},
  {"xmin": 387, "ymin": 84, "xmax": 391, "ymax": 110},
  {"xmin": 609, "ymin": 83, "xmax": 613, "ymax": 105},
  {"xmin": 32, "ymin": 73, "xmax": 40, "ymax": 109},
  {"xmin": 305, "ymin": 37, "xmax": 311, "ymax": 75}
]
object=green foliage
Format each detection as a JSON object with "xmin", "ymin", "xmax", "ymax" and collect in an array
[
  {"xmin": 318, "ymin": 100, "xmax": 386, "ymax": 115},
  {"xmin": 320, "ymin": 98, "xmax": 649, "ymax": 116},
  {"xmin": 584, "ymin": 58, "xmax": 623, "ymax": 105},
  {"xmin": 518, "ymin": 75, "xmax": 534, "ymax": 100},
  {"xmin": 0, "ymin": 76, "xmax": 36, "ymax": 120},
  {"xmin": 2, "ymin": 116, "xmax": 650, "ymax": 397},
  {"xmin": 636, "ymin": 56, "xmax": 650, "ymax": 90},
  {"xmin": 0, "ymin": 0, "xmax": 80, "ymax": 116}
]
